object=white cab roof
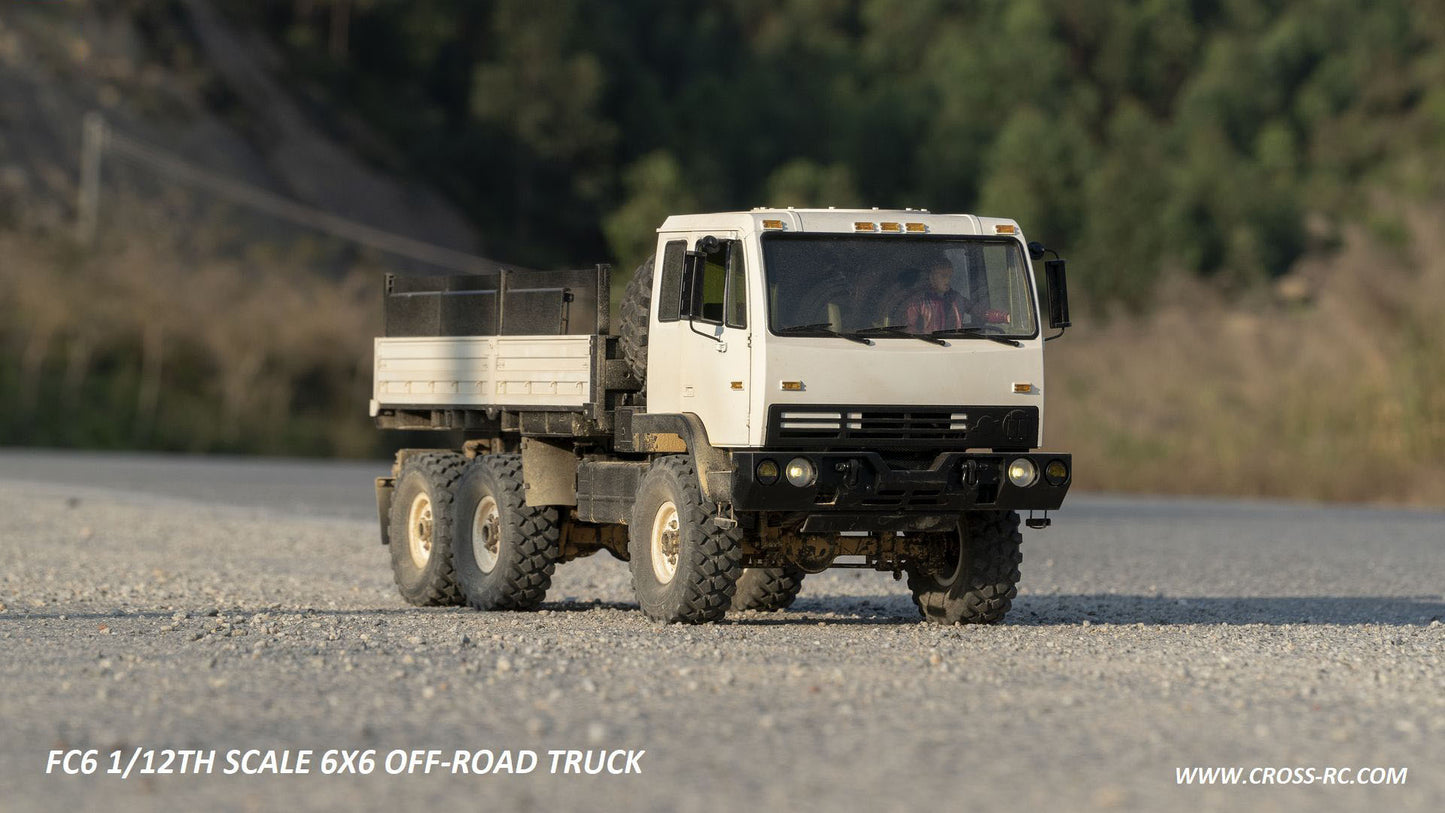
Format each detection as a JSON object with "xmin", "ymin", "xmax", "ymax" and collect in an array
[{"xmin": 659, "ymin": 209, "xmax": 1024, "ymax": 238}]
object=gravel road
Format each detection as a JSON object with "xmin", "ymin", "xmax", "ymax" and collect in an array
[{"xmin": 0, "ymin": 450, "xmax": 1441, "ymax": 812}]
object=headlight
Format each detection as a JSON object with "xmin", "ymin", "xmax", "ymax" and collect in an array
[
  {"xmin": 1044, "ymin": 460, "xmax": 1069, "ymax": 486},
  {"xmin": 785, "ymin": 457, "xmax": 817, "ymax": 487},
  {"xmin": 756, "ymin": 459, "xmax": 780, "ymax": 485},
  {"xmin": 1007, "ymin": 458, "xmax": 1038, "ymax": 487}
]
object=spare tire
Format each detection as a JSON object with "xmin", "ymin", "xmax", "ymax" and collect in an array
[{"xmin": 618, "ymin": 255, "xmax": 654, "ymax": 384}]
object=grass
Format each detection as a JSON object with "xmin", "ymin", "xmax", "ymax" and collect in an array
[{"xmin": 1046, "ymin": 210, "xmax": 1445, "ymax": 505}]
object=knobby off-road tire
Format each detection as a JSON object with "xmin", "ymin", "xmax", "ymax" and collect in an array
[
  {"xmin": 388, "ymin": 452, "xmax": 468, "ymax": 606},
  {"xmin": 730, "ymin": 566, "xmax": 805, "ymax": 612},
  {"xmin": 618, "ymin": 255, "xmax": 654, "ymax": 383},
  {"xmin": 628, "ymin": 455, "xmax": 743, "ymax": 624},
  {"xmin": 907, "ymin": 511, "xmax": 1023, "ymax": 625},
  {"xmin": 452, "ymin": 454, "xmax": 562, "ymax": 611}
]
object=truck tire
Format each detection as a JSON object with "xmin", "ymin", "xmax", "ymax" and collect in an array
[
  {"xmin": 906, "ymin": 511, "xmax": 1023, "ymax": 625},
  {"xmin": 618, "ymin": 255, "xmax": 654, "ymax": 383},
  {"xmin": 628, "ymin": 455, "xmax": 742, "ymax": 623},
  {"xmin": 452, "ymin": 454, "xmax": 562, "ymax": 611},
  {"xmin": 730, "ymin": 566, "xmax": 805, "ymax": 612},
  {"xmin": 388, "ymin": 452, "xmax": 468, "ymax": 606}
]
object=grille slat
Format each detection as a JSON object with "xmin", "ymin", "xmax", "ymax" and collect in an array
[
  {"xmin": 778, "ymin": 408, "xmax": 971, "ymax": 441},
  {"xmin": 767, "ymin": 404, "xmax": 1039, "ymax": 450}
]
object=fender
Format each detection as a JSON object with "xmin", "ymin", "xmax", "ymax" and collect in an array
[{"xmin": 631, "ymin": 412, "xmax": 734, "ymax": 504}]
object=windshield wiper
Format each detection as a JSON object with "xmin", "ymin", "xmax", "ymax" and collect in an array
[
  {"xmin": 930, "ymin": 328, "xmax": 1023, "ymax": 347},
  {"xmin": 775, "ymin": 323, "xmax": 873, "ymax": 345},
  {"xmin": 853, "ymin": 324, "xmax": 947, "ymax": 345}
]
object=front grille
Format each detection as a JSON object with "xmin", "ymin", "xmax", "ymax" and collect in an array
[{"xmin": 766, "ymin": 405, "xmax": 1037, "ymax": 450}]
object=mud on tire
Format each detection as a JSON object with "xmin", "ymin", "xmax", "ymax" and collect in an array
[
  {"xmin": 452, "ymin": 454, "xmax": 562, "ymax": 611},
  {"xmin": 730, "ymin": 566, "xmax": 805, "ymax": 612},
  {"xmin": 388, "ymin": 452, "xmax": 468, "ymax": 606},
  {"xmin": 906, "ymin": 511, "xmax": 1023, "ymax": 625},
  {"xmin": 628, "ymin": 455, "xmax": 742, "ymax": 624}
]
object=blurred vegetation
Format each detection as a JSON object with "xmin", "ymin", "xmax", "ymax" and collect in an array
[{"xmin": 242, "ymin": 0, "xmax": 1445, "ymax": 308}]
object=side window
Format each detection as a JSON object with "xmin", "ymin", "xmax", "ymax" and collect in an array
[
  {"xmin": 725, "ymin": 240, "xmax": 747, "ymax": 329},
  {"xmin": 697, "ymin": 240, "xmax": 728, "ymax": 324},
  {"xmin": 657, "ymin": 240, "xmax": 686, "ymax": 322}
]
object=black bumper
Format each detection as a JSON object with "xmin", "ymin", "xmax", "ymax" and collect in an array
[{"xmin": 730, "ymin": 451, "xmax": 1070, "ymax": 531}]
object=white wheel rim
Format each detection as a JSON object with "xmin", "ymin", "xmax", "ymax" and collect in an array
[
  {"xmin": 650, "ymin": 500, "xmax": 680, "ymax": 584},
  {"xmin": 472, "ymin": 495, "xmax": 501, "ymax": 574},
  {"xmin": 406, "ymin": 492, "xmax": 434, "ymax": 569}
]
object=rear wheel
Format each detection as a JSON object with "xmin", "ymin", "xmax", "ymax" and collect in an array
[
  {"xmin": 628, "ymin": 456, "xmax": 742, "ymax": 623},
  {"xmin": 730, "ymin": 566, "xmax": 805, "ymax": 612},
  {"xmin": 388, "ymin": 452, "xmax": 467, "ymax": 606},
  {"xmin": 907, "ymin": 511, "xmax": 1023, "ymax": 625},
  {"xmin": 453, "ymin": 454, "xmax": 562, "ymax": 611}
]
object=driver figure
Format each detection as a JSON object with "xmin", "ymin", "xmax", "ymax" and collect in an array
[{"xmin": 903, "ymin": 261, "xmax": 971, "ymax": 333}]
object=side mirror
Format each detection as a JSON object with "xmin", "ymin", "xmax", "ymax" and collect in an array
[
  {"xmin": 1044, "ymin": 259, "xmax": 1071, "ymax": 330},
  {"xmin": 680, "ymin": 251, "xmax": 705, "ymax": 318},
  {"xmin": 1027, "ymin": 241, "xmax": 1047, "ymax": 262}
]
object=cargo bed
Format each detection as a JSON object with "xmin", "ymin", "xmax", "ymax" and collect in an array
[{"xmin": 370, "ymin": 264, "xmax": 636, "ymax": 434}]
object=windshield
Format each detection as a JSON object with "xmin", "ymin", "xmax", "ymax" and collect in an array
[{"xmin": 762, "ymin": 235, "xmax": 1038, "ymax": 339}]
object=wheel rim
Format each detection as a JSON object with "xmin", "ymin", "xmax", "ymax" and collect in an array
[
  {"xmin": 935, "ymin": 523, "xmax": 965, "ymax": 588},
  {"xmin": 650, "ymin": 500, "xmax": 681, "ymax": 584},
  {"xmin": 472, "ymin": 495, "xmax": 501, "ymax": 574},
  {"xmin": 406, "ymin": 491, "xmax": 434, "ymax": 569}
]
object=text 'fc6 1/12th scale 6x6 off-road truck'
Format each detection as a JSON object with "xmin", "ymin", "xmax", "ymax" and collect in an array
[{"xmin": 370, "ymin": 208, "xmax": 1074, "ymax": 624}]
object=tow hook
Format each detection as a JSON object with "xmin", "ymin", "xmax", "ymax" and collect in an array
[{"xmin": 1025, "ymin": 510, "xmax": 1051, "ymax": 529}]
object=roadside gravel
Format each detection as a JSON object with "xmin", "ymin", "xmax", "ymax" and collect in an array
[{"xmin": 0, "ymin": 452, "xmax": 1440, "ymax": 812}]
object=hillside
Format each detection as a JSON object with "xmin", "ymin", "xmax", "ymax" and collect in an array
[
  {"xmin": 1, "ymin": 1, "xmax": 1443, "ymax": 504},
  {"xmin": 0, "ymin": 1, "xmax": 476, "ymax": 250}
]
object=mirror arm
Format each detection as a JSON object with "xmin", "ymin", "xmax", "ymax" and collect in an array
[{"xmin": 688, "ymin": 314, "xmax": 724, "ymax": 343}]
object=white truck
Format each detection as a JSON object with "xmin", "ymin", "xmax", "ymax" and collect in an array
[{"xmin": 371, "ymin": 208, "xmax": 1073, "ymax": 624}]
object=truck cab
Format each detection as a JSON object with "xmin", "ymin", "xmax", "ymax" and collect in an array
[{"xmin": 641, "ymin": 209, "xmax": 1070, "ymax": 531}]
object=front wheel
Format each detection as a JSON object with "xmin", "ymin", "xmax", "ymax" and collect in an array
[
  {"xmin": 628, "ymin": 456, "xmax": 742, "ymax": 624},
  {"xmin": 906, "ymin": 511, "xmax": 1023, "ymax": 625}
]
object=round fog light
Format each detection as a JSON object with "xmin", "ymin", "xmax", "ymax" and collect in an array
[
  {"xmin": 756, "ymin": 459, "xmax": 780, "ymax": 485},
  {"xmin": 785, "ymin": 457, "xmax": 817, "ymax": 487},
  {"xmin": 1007, "ymin": 458, "xmax": 1038, "ymax": 487},
  {"xmin": 1044, "ymin": 460, "xmax": 1069, "ymax": 486}
]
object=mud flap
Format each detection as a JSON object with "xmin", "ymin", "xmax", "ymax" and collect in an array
[{"xmin": 375, "ymin": 477, "xmax": 395, "ymax": 545}]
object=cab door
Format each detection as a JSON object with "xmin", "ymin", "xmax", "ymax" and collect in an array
[{"xmin": 675, "ymin": 233, "xmax": 751, "ymax": 447}]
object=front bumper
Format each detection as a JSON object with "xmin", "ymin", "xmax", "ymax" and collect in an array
[{"xmin": 730, "ymin": 451, "xmax": 1070, "ymax": 531}]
